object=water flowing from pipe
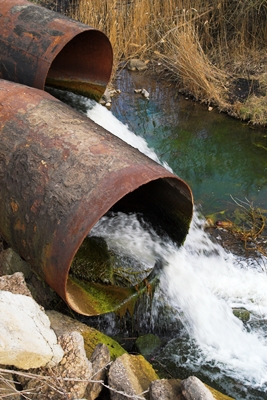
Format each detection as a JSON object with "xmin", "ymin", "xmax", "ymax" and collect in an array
[{"xmin": 57, "ymin": 91, "xmax": 267, "ymax": 397}]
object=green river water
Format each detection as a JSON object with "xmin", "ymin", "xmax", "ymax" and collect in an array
[{"xmin": 111, "ymin": 69, "xmax": 267, "ymax": 219}]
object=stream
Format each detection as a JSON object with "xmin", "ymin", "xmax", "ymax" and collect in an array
[{"xmin": 47, "ymin": 70, "xmax": 267, "ymax": 399}]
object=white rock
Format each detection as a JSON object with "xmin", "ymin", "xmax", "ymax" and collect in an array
[
  {"xmin": 141, "ymin": 88, "xmax": 150, "ymax": 99},
  {"xmin": 0, "ymin": 290, "xmax": 63, "ymax": 369}
]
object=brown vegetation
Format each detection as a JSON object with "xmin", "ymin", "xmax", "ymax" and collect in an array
[
  {"xmin": 32, "ymin": 0, "xmax": 267, "ymax": 125},
  {"xmin": 70, "ymin": 0, "xmax": 267, "ymax": 125},
  {"xmin": 207, "ymin": 197, "xmax": 267, "ymax": 267}
]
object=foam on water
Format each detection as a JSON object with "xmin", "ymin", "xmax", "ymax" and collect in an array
[
  {"xmin": 161, "ymin": 212, "xmax": 267, "ymax": 389},
  {"xmin": 86, "ymin": 99, "xmax": 267, "ymax": 394}
]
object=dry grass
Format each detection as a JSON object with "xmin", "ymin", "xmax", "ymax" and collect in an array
[
  {"xmin": 215, "ymin": 196, "xmax": 267, "ymax": 266},
  {"xmin": 239, "ymin": 73, "xmax": 267, "ymax": 125},
  {"xmin": 30, "ymin": 0, "xmax": 267, "ymax": 124},
  {"xmin": 152, "ymin": 25, "xmax": 228, "ymax": 107},
  {"xmin": 71, "ymin": 0, "xmax": 267, "ymax": 119},
  {"xmin": 0, "ymin": 366, "xmax": 147, "ymax": 400}
]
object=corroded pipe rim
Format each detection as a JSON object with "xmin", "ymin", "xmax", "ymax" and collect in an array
[{"xmin": 0, "ymin": 0, "xmax": 113, "ymax": 100}]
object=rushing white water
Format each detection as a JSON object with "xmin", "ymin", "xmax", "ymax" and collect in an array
[
  {"xmin": 161, "ymin": 214, "xmax": 267, "ymax": 390},
  {"xmin": 71, "ymin": 94, "xmax": 267, "ymax": 396}
]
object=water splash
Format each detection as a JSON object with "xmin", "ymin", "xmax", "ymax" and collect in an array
[
  {"xmin": 161, "ymin": 211, "xmax": 267, "ymax": 389},
  {"xmin": 90, "ymin": 209, "xmax": 267, "ymax": 392}
]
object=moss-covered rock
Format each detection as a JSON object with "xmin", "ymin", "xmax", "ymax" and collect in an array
[
  {"xmin": 108, "ymin": 353, "xmax": 159, "ymax": 400},
  {"xmin": 232, "ymin": 307, "xmax": 250, "ymax": 322},
  {"xmin": 207, "ymin": 384, "xmax": 235, "ymax": 400},
  {"xmin": 46, "ymin": 310, "xmax": 126, "ymax": 360}
]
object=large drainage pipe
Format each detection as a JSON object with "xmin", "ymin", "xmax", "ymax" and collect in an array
[
  {"xmin": 0, "ymin": 80, "xmax": 193, "ymax": 315},
  {"xmin": 0, "ymin": 0, "xmax": 112, "ymax": 100}
]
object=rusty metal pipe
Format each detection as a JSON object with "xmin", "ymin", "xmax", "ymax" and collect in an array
[
  {"xmin": 0, "ymin": 80, "xmax": 193, "ymax": 315},
  {"xmin": 0, "ymin": 0, "xmax": 112, "ymax": 100}
]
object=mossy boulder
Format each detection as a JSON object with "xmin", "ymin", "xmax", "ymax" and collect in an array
[
  {"xmin": 108, "ymin": 353, "xmax": 159, "ymax": 400},
  {"xmin": 46, "ymin": 310, "xmax": 126, "ymax": 360},
  {"xmin": 232, "ymin": 307, "xmax": 250, "ymax": 322}
]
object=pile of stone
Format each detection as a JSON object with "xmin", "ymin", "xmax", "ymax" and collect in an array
[{"xmin": 0, "ymin": 248, "xmax": 233, "ymax": 400}]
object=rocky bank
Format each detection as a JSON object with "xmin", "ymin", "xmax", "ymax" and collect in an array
[{"xmin": 0, "ymin": 245, "xmax": 234, "ymax": 400}]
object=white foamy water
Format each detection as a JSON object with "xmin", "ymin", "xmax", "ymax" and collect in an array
[
  {"xmin": 161, "ymin": 214, "xmax": 267, "ymax": 389},
  {"xmin": 86, "ymin": 99, "xmax": 267, "ymax": 395}
]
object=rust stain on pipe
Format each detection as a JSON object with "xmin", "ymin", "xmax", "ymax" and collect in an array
[
  {"xmin": 0, "ymin": 0, "xmax": 113, "ymax": 100},
  {"xmin": 0, "ymin": 80, "xmax": 193, "ymax": 315}
]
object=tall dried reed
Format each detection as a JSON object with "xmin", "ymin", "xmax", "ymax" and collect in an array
[{"xmin": 72, "ymin": 0, "xmax": 266, "ymax": 106}]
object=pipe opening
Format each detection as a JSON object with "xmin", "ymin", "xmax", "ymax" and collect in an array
[
  {"xmin": 0, "ymin": 79, "xmax": 193, "ymax": 317},
  {"xmin": 67, "ymin": 178, "xmax": 192, "ymax": 316},
  {"xmin": 46, "ymin": 30, "xmax": 113, "ymax": 101},
  {"xmin": 0, "ymin": 0, "xmax": 112, "ymax": 98}
]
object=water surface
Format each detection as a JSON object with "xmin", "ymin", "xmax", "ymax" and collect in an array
[{"xmin": 111, "ymin": 69, "xmax": 267, "ymax": 216}]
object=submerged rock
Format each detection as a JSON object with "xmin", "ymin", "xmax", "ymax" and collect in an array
[
  {"xmin": 135, "ymin": 333, "xmax": 161, "ymax": 356},
  {"xmin": 232, "ymin": 307, "xmax": 250, "ymax": 322},
  {"xmin": 70, "ymin": 236, "xmax": 114, "ymax": 285},
  {"xmin": 70, "ymin": 235, "xmax": 154, "ymax": 287}
]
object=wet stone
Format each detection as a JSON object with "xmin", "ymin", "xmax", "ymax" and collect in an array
[{"xmin": 232, "ymin": 307, "xmax": 250, "ymax": 322}]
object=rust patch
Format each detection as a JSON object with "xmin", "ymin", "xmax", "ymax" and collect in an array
[
  {"xmin": 14, "ymin": 219, "xmax": 25, "ymax": 232},
  {"xmin": 10, "ymin": 199, "xmax": 19, "ymax": 213}
]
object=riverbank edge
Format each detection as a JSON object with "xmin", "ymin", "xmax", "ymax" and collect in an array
[{"xmin": 0, "ymin": 248, "xmax": 235, "ymax": 400}]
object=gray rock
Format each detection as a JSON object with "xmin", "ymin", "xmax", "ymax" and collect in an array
[
  {"xmin": 85, "ymin": 343, "xmax": 110, "ymax": 400},
  {"xmin": 46, "ymin": 310, "xmax": 126, "ymax": 360},
  {"xmin": 181, "ymin": 376, "xmax": 215, "ymax": 400},
  {"xmin": 17, "ymin": 331, "xmax": 92, "ymax": 400},
  {"xmin": 141, "ymin": 88, "xmax": 149, "ymax": 99},
  {"xmin": 0, "ymin": 248, "xmax": 60, "ymax": 309},
  {"xmin": 127, "ymin": 59, "xmax": 148, "ymax": 71},
  {"xmin": 108, "ymin": 353, "xmax": 158, "ymax": 400},
  {"xmin": 149, "ymin": 379, "xmax": 183, "ymax": 400},
  {"xmin": 0, "ymin": 271, "xmax": 32, "ymax": 297},
  {"xmin": 100, "ymin": 88, "xmax": 112, "ymax": 105},
  {"xmin": 0, "ymin": 290, "xmax": 63, "ymax": 370}
]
